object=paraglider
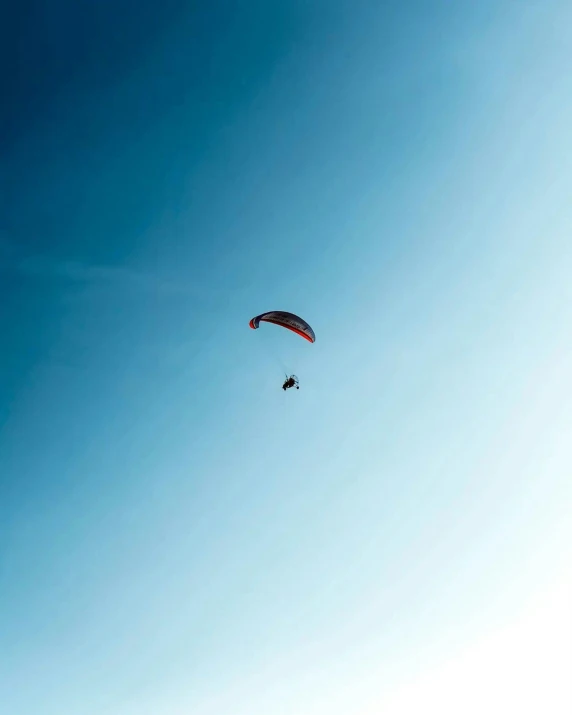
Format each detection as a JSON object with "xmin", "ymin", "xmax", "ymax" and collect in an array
[
  {"xmin": 249, "ymin": 311, "xmax": 314, "ymax": 391},
  {"xmin": 282, "ymin": 375, "xmax": 299, "ymax": 391}
]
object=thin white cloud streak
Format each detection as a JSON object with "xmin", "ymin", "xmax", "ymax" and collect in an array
[{"xmin": 17, "ymin": 255, "xmax": 190, "ymax": 295}]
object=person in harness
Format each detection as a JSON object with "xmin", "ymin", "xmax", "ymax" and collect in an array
[{"xmin": 282, "ymin": 375, "xmax": 299, "ymax": 390}]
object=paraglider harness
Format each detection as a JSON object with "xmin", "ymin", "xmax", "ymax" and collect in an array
[{"xmin": 282, "ymin": 375, "xmax": 299, "ymax": 391}]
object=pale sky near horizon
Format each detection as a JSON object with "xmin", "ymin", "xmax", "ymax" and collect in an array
[{"xmin": 1, "ymin": 1, "xmax": 571, "ymax": 714}]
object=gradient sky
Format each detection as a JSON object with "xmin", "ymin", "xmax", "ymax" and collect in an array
[{"xmin": 1, "ymin": 2, "xmax": 571, "ymax": 714}]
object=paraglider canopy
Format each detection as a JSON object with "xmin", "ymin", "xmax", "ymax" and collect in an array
[{"xmin": 249, "ymin": 311, "xmax": 315, "ymax": 343}]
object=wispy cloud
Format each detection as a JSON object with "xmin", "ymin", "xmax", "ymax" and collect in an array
[
  {"xmin": 12, "ymin": 252, "xmax": 193, "ymax": 297},
  {"xmin": 24, "ymin": 256, "xmax": 184, "ymax": 292},
  {"xmin": 0, "ymin": 230, "xmax": 194, "ymax": 295}
]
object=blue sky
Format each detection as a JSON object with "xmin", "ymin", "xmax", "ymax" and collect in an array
[{"xmin": 1, "ymin": 1, "xmax": 571, "ymax": 714}]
